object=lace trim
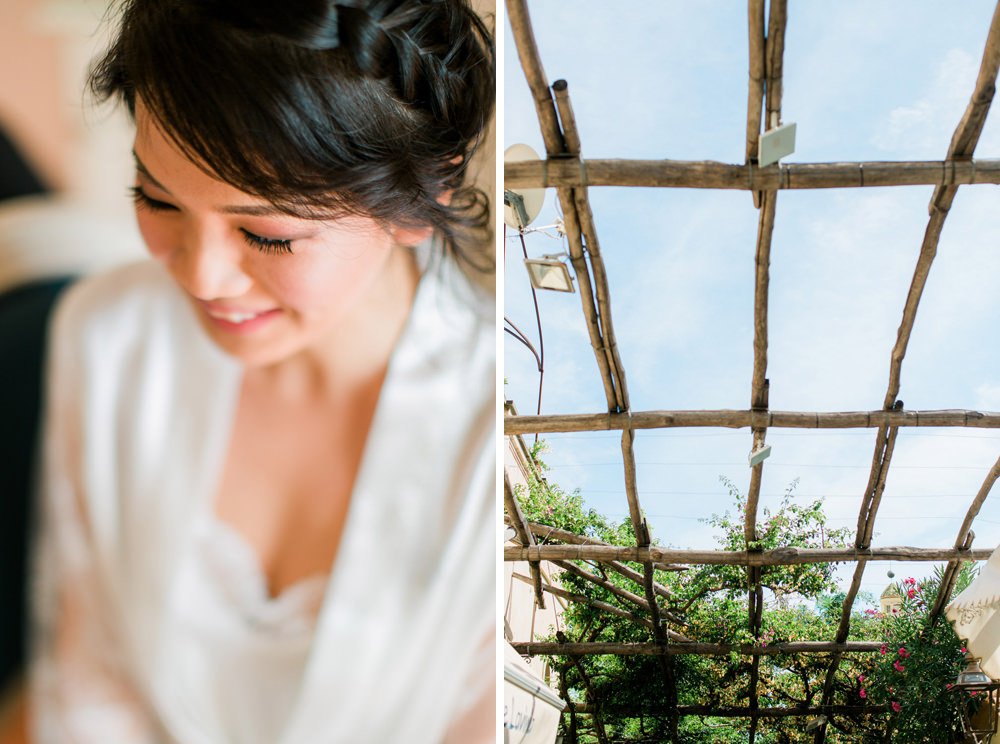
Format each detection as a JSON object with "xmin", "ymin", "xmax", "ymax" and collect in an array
[{"xmin": 197, "ymin": 518, "xmax": 328, "ymax": 636}]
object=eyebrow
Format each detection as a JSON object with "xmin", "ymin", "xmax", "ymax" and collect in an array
[{"xmin": 132, "ymin": 150, "xmax": 286, "ymax": 217}]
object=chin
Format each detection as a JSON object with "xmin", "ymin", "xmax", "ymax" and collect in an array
[{"xmin": 196, "ymin": 314, "xmax": 306, "ymax": 368}]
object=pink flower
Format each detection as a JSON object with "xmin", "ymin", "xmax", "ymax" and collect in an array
[
  {"xmin": 946, "ymin": 683, "xmax": 954, "ymax": 690},
  {"xmin": 961, "ymin": 647, "xmax": 968, "ymax": 654},
  {"xmin": 907, "ymin": 589, "xmax": 916, "ymax": 598},
  {"xmin": 893, "ymin": 660, "xmax": 905, "ymax": 672},
  {"xmin": 858, "ymin": 674, "xmax": 866, "ymax": 683},
  {"xmin": 891, "ymin": 701, "xmax": 902, "ymax": 712},
  {"xmin": 905, "ymin": 577, "xmax": 916, "ymax": 585},
  {"xmin": 880, "ymin": 644, "xmax": 888, "ymax": 655},
  {"xmin": 859, "ymin": 688, "xmax": 867, "ymax": 698}
]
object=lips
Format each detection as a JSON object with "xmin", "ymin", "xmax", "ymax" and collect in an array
[
  {"xmin": 199, "ymin": 302, "xmax": 282, "ymax": 334},
  {"xmin": 204, "ymin": 307, "xmax": 271, "ymax": 324}
]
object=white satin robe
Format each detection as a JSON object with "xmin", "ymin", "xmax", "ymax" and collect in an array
[{"xmin": 31, "ymin": 255, "xmax": 495, "ymax": 743}]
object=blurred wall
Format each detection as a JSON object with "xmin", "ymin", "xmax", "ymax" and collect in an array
[{"xmin": 0, "ymin": 0, "xmax": 136, "ymax": 215}]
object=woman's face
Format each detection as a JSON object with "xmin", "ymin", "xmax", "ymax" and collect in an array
[{"xmin": 132, "ymin": 102, "xmax": 425, "ymax": 368}]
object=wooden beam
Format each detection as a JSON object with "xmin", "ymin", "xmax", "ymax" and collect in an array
[
  {"xmin": 506, "ymin": 545, "xmax": 991, "ymax": 565},
  {"xmin": 512, "ymin": 573, "xmax": 655, "ymax": 630},
  {"xmin": 889, "ymin": 1, "xmax": 1000, "ymax": 411},
  {"xmin": 506, "ymin": 1, "xmax": 619, "ymax": 409},
  {"xmin": 573, "ymin": 704, "xmax": 889, "ymax": 718},
  {"xmin": 503, "ymin": 157, "xmax": 1000, "ymax": 189},
  {"xmin": 552, "ymin": 80, "xmax": 581, "ymax": 157},
  {"xmin": 504, "ymin": 472, "xmax": 545, "ymax": 609},
  {"xmin": 744, "ymin": 196, "xmax": 775, "ymax": 547},
  {"xmin": 504, "ymin": 0, "xmax": 564, "ymax": 157},
  {"xmin": 516, "ymin": 520, "xmax": 685, "ymax": 622},
  {"xmin": 505, "ymin": 408, "xmax": 1000, "ymax": 434},
  {"xmin": 550, "ymin": 560, "xmax": 688, "ymax": 636},
  {"xmin": 512, "ymin": 641, "xmax": 885, "ymax": 657},
  {"xmin": 518, "ymin": 519, "xmax": 687, "ymax": 574},
  {"xmin": 930, "ymin": 0, "xmax": 1000, "ymax": 207},
  {"xmin": 930, "ymin": 454, "xmax": 1000, "ymax": 620},
  {"xmin": 745, "ymin": 0, "xmax": 765, "ymax": 165},
  {"xmin": 557, "ymin": 81, "xmax": 630, "ymax": 413}
]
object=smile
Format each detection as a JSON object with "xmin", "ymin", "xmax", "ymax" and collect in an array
[
  {"xmin": 204, "ymin": 308, "xmax": 269, "ymax": 324},
  {"xmin": 199, "ymin": 303, "xmax": 282, "ymax": 335}
]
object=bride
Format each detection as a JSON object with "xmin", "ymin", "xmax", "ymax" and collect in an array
[{"xmin": 29, "ymin": 1, "xmax": 495, "ymax": 742}]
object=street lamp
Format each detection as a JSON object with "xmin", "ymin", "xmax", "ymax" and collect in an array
[{"xmin": 953, "ymin": 652, "xmax": 1000, "ymax": 743}]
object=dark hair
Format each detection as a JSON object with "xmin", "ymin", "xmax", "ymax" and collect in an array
[{"xmin": 90, "ymin": 0, "xmax": 495, "ymax": 270}]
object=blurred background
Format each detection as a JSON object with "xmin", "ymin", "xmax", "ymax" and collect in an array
[{"xmin": 0, "ymin": 0, "xmax": 144, "ymax": 293}]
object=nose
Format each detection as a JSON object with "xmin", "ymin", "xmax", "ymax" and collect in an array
[{"xmin": 171, "ymin": 223, "xmax": 253, "ymax": 300}]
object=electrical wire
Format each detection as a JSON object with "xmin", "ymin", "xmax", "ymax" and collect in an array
[{"xmin": 503, "ymin": 229, "xmax": 547, "ymax": 441}]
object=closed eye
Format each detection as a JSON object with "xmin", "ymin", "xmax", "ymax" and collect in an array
[
  {"xmin": 240, "ymin": 229, "xmax": 294, "ymax": 256},
  {"xmin": 131, "ymin": 185, "xmax": 293, "ymax": 256},
  {"xmin": 130, "ymin": 185, "xmax": 176, "ymax": 212}
]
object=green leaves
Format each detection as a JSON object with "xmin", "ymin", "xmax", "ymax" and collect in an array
[{"xmin": 506, "ymin": 444, "xmax": 979, "ymax": 742}]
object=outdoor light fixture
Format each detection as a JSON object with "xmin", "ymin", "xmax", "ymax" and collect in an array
[
  {"xmin": 524, "ymin": 255, "xmax": 575, "ymax": 293},
  {"xmin": 748, "ymin": 444, "xmax": 772, "ymax": 467},
  {"xmin": 758, "ymin": 117, "xmax": 797, "ymax": 167},
  {"xmin": 953, "ymin": 650, "xmax": 1000, "ymax": 743}
]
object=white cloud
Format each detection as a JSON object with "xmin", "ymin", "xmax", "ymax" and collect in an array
[{"xmin": 872, "ymin": 49, "xmax": 979, "ymax": 156}]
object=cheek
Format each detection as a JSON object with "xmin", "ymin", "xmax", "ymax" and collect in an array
[
  {"xmin": 135, "ymin": 210, "xmax": 177, "ymax": 261},
  {"xmin": 265, "ymin": 240, "xmax": 394, "ymax": 317}
]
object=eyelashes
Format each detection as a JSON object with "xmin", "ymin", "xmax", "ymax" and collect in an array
[
  {"xmin": 237, "ymin": 228, "xmax": 294, "ymax": 256},
  {"xmin": 129, "ymin": 186, "xmax": 294, "ymax": 256}
]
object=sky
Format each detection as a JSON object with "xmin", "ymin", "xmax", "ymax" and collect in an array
[{"xmin": 502, "ymin": 1, "xmax": 1000, "ymax": 604}]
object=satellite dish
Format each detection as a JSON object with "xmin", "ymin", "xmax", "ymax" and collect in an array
[{"xmin": 503, "ymin": 143, "xmax": 545, "ymax": 229}]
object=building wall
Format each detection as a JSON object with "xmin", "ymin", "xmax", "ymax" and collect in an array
[{"xmin": 504, "ymin": 403, "xmax": 565, "ymax": 688}]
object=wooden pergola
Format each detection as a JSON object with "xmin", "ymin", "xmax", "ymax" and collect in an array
[{"xmin": 502, "ymin": 1, "xmax": 1000, "ymax": 741}]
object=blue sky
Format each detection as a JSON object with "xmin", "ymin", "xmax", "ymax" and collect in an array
[{"xmin": 503, "ymin": 2, "xmax": 1000, "ymax": 602}]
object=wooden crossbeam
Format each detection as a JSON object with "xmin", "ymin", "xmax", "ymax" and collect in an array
[
  {"xmin": 511, "ymin": 572, "xmax": 654, "ymax": 630},
  {"xmin": 504, "ymin": 472, "xmax": 545, "ymax": 609},
  {"xmin": 550, "ymin": 561, "xmax": 691, "ymax": 642},
  {"xmin": 503, "ymin": 157, "xmax": 1000, "ymax": 189},
  {"xmin": 512, "ymin": 641, "xmax": 884, "ymax": 657},
  {"xmin": 929, "ymin": 455, "xmax": 1000, "ymax": 620},
  {"xmin": 572, "ymin": 703, "xmax": 889, "ymax": 718},
  {"xmin": 745, "ymin": 0, "xmax": 765, "ymax": 166},
  {"xmin": 505, "ymin": 408, "xmax": 1000, "ymax": 434},
  {"xmin": 505, "ymin": 545, "xmax": 991, "ymax": 565}
]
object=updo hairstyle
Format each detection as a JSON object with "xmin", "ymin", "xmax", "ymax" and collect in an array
[{"xmin": 90, "ymin": 0, "xmax": 495, "ymax": 269}]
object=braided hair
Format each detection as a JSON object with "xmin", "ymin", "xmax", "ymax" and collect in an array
[{"xmin": 90, "ymin": 0, "xmax": 495, "ymax": 271}]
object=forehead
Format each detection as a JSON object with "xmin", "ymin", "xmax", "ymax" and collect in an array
[
  {"xmin": 133, "ymin": 99, "xmax": 283, "ymax": 215},
  {"xmin": 134, "ymin": 100, "xmax": 227, "ymax": 190}
]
